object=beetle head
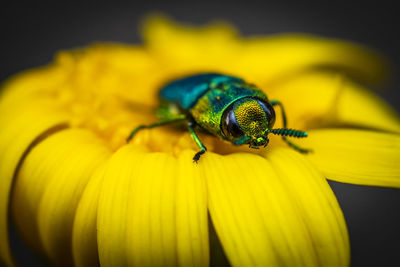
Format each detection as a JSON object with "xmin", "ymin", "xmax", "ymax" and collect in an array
[{"xmin": 221, "ymin": 97, "xmax": 275, "ymax": 148}]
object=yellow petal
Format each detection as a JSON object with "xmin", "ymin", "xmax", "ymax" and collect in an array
[
  {"xmin": 0, "ymin": 64, "xmax": 68, "ymax": 104},
  {"xmin": 143, "ymin": 15, "xmax": 239, "ymax": 73},
  {"xmin": 97, "ymin": 146, "xmax": 145, "ymax": 266},
  {"xmin": 97, "ymin": 146, "xmax": 209, "ymax": 267},
  {"xmin": 203, "ymin": 150, "xmax": 349, "ymax": 266},
  {"xmin": 12, "ymin": 129, "xmax": 111, "ymax": 266},
  {"xmin": 143, "ymin": 16, "xmax": 387, "ymax": 86},
  {"xmin": 72, "ymin": 163, "xmax": 107, "ymax": 267},
  {"xmin": 266, "ymin": 71, "xmax": 400, "ymax": 132},
  {"xmin": 175, "ymin": 150, "xmax": 209, "ymax": 267},
  {"xmin": 0, "ymin": 103, "xmax": 68, "ymax": 266},
  {"xmin": 266, "ymin": 148, "xmax": 350, "ymax": 266},
  {"xmin": 237, "ymin": 35, "xmax": 387, "ymax": 85},
  {"xmin": 302, "ymin": 129, "xmax": 400, "ymax": 187},
  {"xmin": 333, "ymin": 79, "xmax": 400, "ymax": 132}
]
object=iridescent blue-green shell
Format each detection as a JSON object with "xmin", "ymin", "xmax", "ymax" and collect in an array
[{"xmin": 159, "ymin": 74, "xmax": 243, "ymax": 109}]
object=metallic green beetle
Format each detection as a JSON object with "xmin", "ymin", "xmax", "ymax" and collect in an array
[{"xmin": 127, "ymin": 73, "xmax": 309, "ymax": 162}]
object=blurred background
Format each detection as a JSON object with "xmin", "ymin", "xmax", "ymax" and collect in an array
[{"xmin": 1, "ymin": 1, "xmax": 399, "ymax": 266}]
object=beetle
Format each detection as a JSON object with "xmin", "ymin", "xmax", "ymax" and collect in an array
[{"xmin": 127, "ymin": 73, "xmax": 309, "ymax": 162}]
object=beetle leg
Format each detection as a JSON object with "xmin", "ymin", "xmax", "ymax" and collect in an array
[
  {"xmin": 270, "ymin": 100, "xmax": 287, "ymax": 127},
  {"xmin": 187, "ymin": 121, "xmax": 207, "ymax": 163},
  {"xmin": 270, "ymin": 100, "xmax": 311, "ymax": 153},
  {"xmin": 126, "ymin": 114, "xmax": 186, "ymax": 142},
  {"xmin": 233, "ymin": 136, "xmax": 251, "ymax": 146},
  {"xmin": 281, "ymin": 136, "xmax": 310, "ymax": 153}
]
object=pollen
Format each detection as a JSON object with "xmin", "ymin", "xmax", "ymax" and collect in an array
[{"xmin": 28, "ymin": 47, "xmax": 188, "ymax": 151}]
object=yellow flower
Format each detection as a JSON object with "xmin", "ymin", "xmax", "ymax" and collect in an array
[{"xmin": 1, "ymin": 15, "xmax": 400, "ymax": 267}]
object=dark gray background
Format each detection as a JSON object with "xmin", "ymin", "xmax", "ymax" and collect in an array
[{"xmin": 1, "ymin": 1, "xmax": 399, "ymax": 267}]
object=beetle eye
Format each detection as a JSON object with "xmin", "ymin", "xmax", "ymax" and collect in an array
[{"xmin": 221, "ymin": 106, "xmax": 243, "ymax": 139}]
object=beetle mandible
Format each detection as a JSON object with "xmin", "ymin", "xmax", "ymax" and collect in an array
[{"xmin": 127, "ymin": 73, "xmax": 310, "ymax": 162}]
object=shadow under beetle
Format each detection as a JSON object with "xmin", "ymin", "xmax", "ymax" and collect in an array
[{"xmin": 127, "ymin": 73, "xmax": 310, "ymax": 162}]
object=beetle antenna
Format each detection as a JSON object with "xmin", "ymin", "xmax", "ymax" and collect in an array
[{"xmin": 267, "ymin": 128, "xmax": 308, "ymax": 138}]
